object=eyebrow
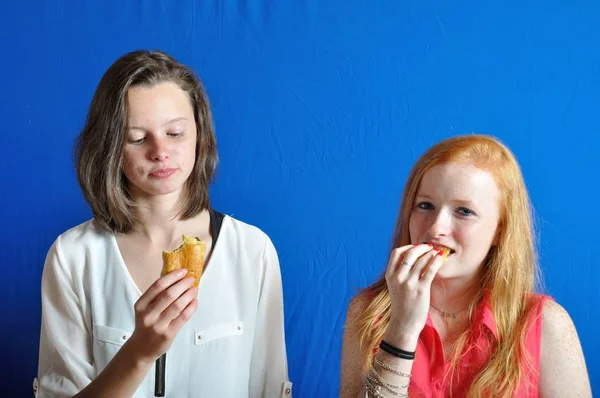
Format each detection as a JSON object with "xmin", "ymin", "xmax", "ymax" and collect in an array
[
  {"xmin": 415, "ymin": 194, "xmax": 476, "ymax": 206},
  {"xmin": 128, "ymin": 117, "xmax": 189, "ymax": 131}
]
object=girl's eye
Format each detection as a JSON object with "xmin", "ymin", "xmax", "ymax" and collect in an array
[
  {"xmin": 129, "ymin": 137, "xmax": 145, "ymax": 145},
  {"xmin": 417, "ymin": 202, "xmax": 434, "ymax": 210},
  {"xmin": 457, "ymin": 207, "xmax": 475, "ymax": 217}
]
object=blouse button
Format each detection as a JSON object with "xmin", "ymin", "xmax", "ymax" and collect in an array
[
  {"xmin": 435, "ymin": 382, "xmax": 442, "ymax": 389},
  {"xmin": 122, "ymin": 335, "xmax": 127, "ymax": 340},
  {"xmin": 284, "ymin": 388, "xmax": 291, "ymax": 395}
]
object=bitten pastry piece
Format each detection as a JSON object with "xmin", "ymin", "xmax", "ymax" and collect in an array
[
  {"xmin": 161, "ymin": 235, "xmax": 206, "ymax": 288},
  {"xmin": 434, "ymin": 246, "xmax": 451, "ymax": 259}
]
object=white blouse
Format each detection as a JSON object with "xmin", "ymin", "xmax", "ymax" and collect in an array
[{"xmin": 35, "ymin": 215, "xmax": 292, "ymax": 397}]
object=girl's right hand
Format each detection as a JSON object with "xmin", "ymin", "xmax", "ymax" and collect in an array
[
  {"xmin": 383, "ymin": 243, "xmax": 447, "ymax": 351},
  {"xmin": 127, "ymin": 269, "xmax": 198, "ymax": 364}
]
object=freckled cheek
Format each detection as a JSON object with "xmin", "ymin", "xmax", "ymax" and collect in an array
[
  {"xmin": 458, "ymin": 226, "xmax": 479, "ymax": 242},
  {"xmin": 408, "ymin": 214, "xmax": 426, "ymax": 237},
  {"xmin": 460, "ymin": 229, "xmax": 492, "ymax": 260},
  {"xmin": 472, "ymin": 224, "xmax": 496, "ymax": 245}
]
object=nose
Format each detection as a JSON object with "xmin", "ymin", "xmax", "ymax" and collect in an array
[
  {"xmin": 149, "ymin": 137, "xmax": 169, "ymax": 162},
  {"xmin": 428, "ymin": 209, "xmax": 452, "ymax": 238}
]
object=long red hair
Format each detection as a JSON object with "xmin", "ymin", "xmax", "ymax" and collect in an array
[{"xmin": 351, "ymin": 134, "xmax": 543, "ymax": 397}]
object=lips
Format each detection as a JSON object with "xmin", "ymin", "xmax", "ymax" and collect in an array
[{"xmin": 149, "ymin": 168, "xmax": 177, "ymax": 178}]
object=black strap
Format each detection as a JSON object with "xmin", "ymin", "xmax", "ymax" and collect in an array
[
  {"xmin": 209, "ymin": 208, "xmax": 225, "ymax": 244},
  {"xmin": 154, "ymin": 355, "xmax": 166, "ymax": 397}
]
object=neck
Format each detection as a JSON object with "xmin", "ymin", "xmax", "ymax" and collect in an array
[
  {"xmin": 128, "ymin": 189, "xmax": 207, "ymax": 245},
  {"xmin": 430, "ymin": 273, "xmax": 482, "ymax": 315}
]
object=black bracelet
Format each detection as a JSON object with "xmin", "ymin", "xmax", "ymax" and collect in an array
[{"xmin": 379, "ymin": 340, "xmax": 416, "ymax": 360}]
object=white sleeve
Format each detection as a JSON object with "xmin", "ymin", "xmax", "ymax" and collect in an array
[
  {"xmin": 35, "ymin": 236, "xmax": 94, "ymax": 397},
  {"xmin": 249, "ymin": 236, "xmax": 293, "ymax": 398}
]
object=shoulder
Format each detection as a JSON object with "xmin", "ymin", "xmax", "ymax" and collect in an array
[
  {"xmin": 539, "ymin": 298, "xmax": 583, "ymax": 366},
  {"xmin": 340, "ymin": 292, "xmax": 372, "ymax": 397},
  {"xmin": 540, "ymin": 299, "xmax": 577, "ymax": 343},
  {"xmin": 343, "ymin": 293, "xmax": 372, "ymax": 353},
  {"xmin": 44, "ymin": 219, "xmax": 112, "ymax": 275},
  {"xmin": 221, "ymin": 214, "xmax": 278, "ymax": 260},
  {"xmin": 539, "ymin": 299, "xmax": 592, "ymax": 396},
  {"xmin": 222, "ymin": 214, "xmax": 270, "ymax": 244},
  {"xmin": 54, "ymin": 219, "xmax": 110, "ymax": 249},
  {"xmin": 220, "ymin": 215, "xmax": 282, "ymax": 272},
  {"xmin": 346, "ymin": 292, "xmax": 370, "ymax": 326}
]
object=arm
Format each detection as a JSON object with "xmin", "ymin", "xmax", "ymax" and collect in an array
[
  {"xmin": 341, "ymin": 244, "xmax": 445, "ymax": 398},
  {"xmin": 340, "ymin": 295, "xmax": 416, "ymax": 398},
  {"xmin": 73, "ymin": 343, "xmax": 153, "ymax": 398},
  {"xmin": 37, "ymin": 237, "xmax": 198, "ymax": 398},
  {"xmin": 340, "ymin": 295, "xmax": 370, "ymax": 398},
  {"xmin": 36, "ymin": 238, "xmax": 95, "ymax": 397},
  {"xmin": 249, "ymin": 236, "xmax": 292, "ymax": 397},
  {"xmin": 539, "ymin": 300, "xmax": 592, "ymax": 398}
]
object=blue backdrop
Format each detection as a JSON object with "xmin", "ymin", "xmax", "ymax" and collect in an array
[{"xmin": 2, "ymin": 1, "xmax": 599, "ymax": 396}]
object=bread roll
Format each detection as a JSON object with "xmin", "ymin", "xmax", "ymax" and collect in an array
[{"xmin": 161, "ymin": 235, "xmax": 206, "ymax": 288}]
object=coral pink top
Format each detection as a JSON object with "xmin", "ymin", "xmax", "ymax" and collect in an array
[{"xmin": 375, "ymin": 294, "xmax": 551, "ymax": 397}]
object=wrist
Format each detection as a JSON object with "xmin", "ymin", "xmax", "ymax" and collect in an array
[
  {"xmin": 382, "ymin": 331, "xmax": 419, "ymax": 352},
  {"xmin": 379, "ymin": 339, "xmax": 415, "ymax": 360},
  {"xmin": 121, "ymin": 339, "xmax": 156, "ymax": 370}
]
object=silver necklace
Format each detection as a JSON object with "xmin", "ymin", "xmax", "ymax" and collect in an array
[{"xmin": 430, "ymin": 304, "xmax": 465, "ymax": 319}]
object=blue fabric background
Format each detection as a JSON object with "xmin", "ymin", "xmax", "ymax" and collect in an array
[{"xmin": 1, "ymin": 1, "xmax": 598, "ymax": 396}]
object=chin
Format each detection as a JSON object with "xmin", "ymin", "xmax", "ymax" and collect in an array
[
  {"xmin": 149, "ymin": 177, "xmax": 188, "ymax": 194},
  {"xmin": 433, "ymin": 269, "xmax": 451, "ymax": 280},
  {"xmin": 154, "ymin": 186, "xmax": 184, "ymax": 196},
  {"xmin": 432, "ymin": 263, "xmax": 460, "ymax": 280},
  {"xmin": 133, "ymin": 184, "xmax": 184, "ymax": 198}
]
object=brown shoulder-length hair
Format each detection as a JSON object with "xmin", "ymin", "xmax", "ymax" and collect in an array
[
  {"xmin": 352, "ymin": 134, "xmax": 543, "ymax": 397},
  {"xmin": 74, "ymin": 50, "xmax": 218, "ymax": 233}
]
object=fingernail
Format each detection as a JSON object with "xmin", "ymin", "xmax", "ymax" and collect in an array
[{"xmin": 179, "ymin": 269, "xmax": 188, "ymax": 276}]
